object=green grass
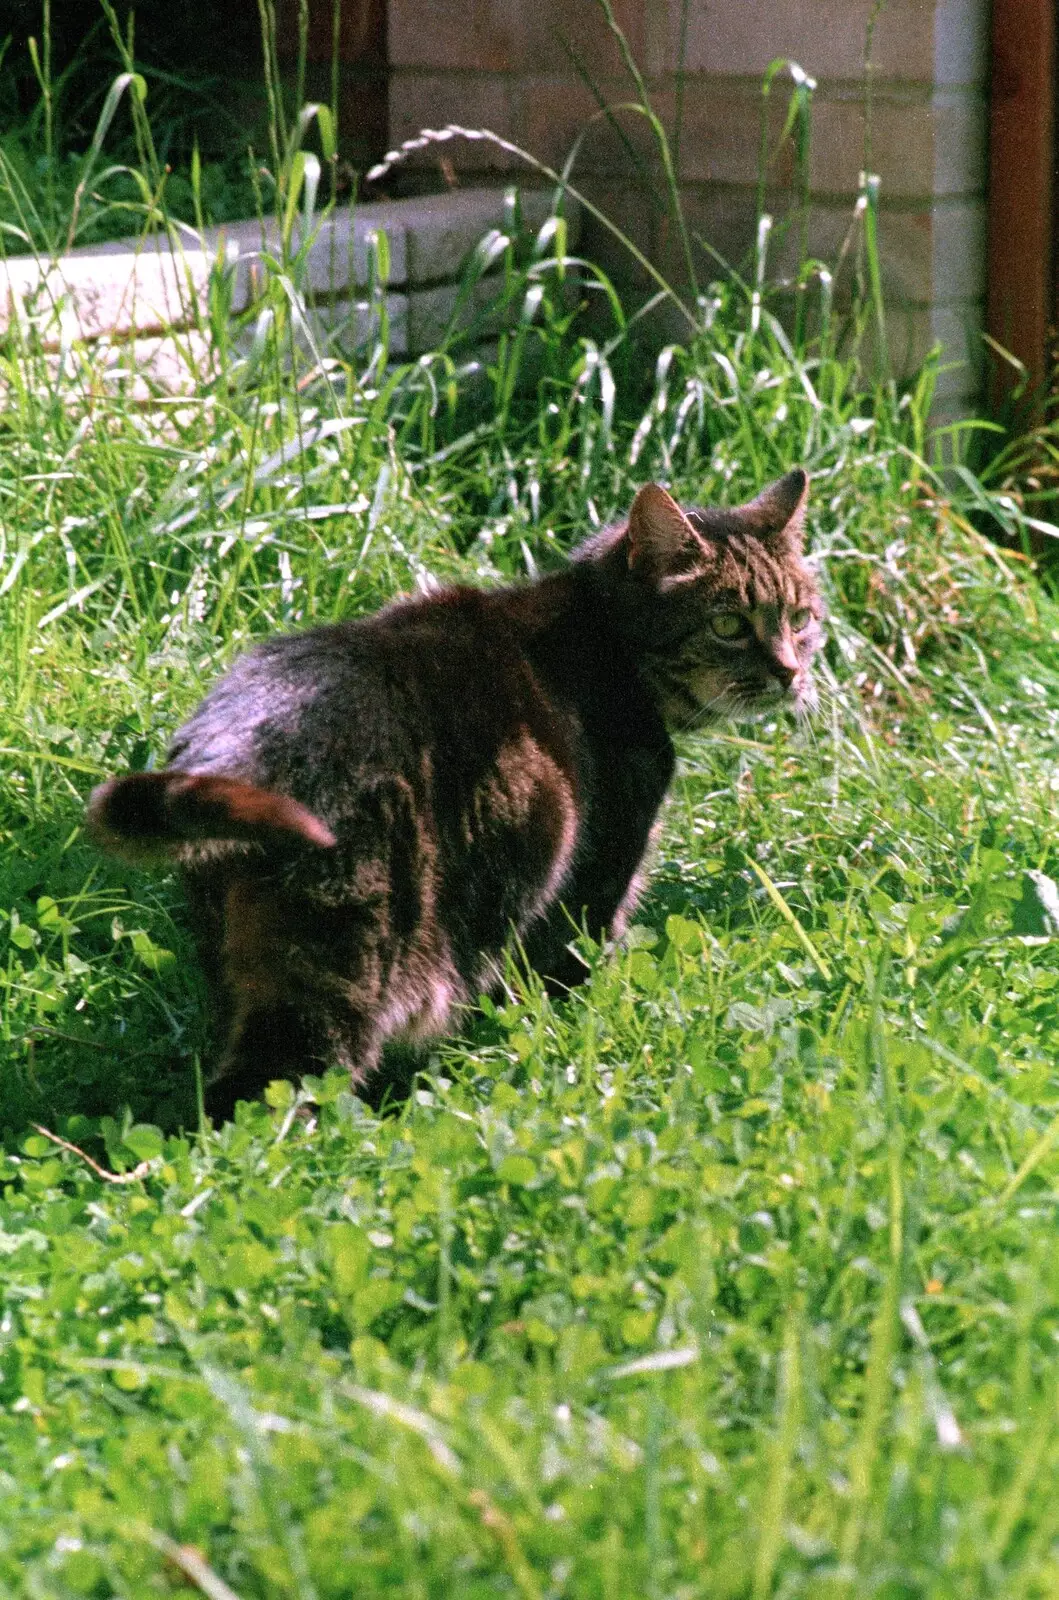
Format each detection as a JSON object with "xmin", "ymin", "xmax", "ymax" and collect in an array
[
  {"xmin": 0, "ymin": 1, "xmax": 278, "ymax": 254},
  {"xmin": 0, "ymin": 117, "xmax": 266, "ymax": 251},
  {"xmin": 6, "ymin": 34, "xmax": 1059, "ymax": 1595}
]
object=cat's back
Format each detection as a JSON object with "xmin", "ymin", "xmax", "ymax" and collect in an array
[{"xmin": 167, "ymin": 581, "xmax": 569, "ymax": 791}]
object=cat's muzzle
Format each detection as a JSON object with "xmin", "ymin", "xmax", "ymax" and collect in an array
[{"xmin": 732, "ymin": 673, "xmax": 816, "ymax": 721}]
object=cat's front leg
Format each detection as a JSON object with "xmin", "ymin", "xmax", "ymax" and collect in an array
[
  {"xmin": 522, "ymin": 852, "xmax": 650, "ymax": 992},
  {"xmin": 522, "ymin": 778, "xmax": 668, "ymax": 990}
]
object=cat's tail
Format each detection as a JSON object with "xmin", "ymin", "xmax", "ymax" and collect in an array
[{"xmin": 86, "ymin": 771, "xmax": 337, "ymax": 862}]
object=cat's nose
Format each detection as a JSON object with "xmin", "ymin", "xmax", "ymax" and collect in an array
[{"xmin": 766, "ymin": 650, "xmax": 799, "ymax": 689}]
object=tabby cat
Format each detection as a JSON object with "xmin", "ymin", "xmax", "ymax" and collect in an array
[{"xmin": 88, "ymin": 471, "xmax": 824, "ymax": 1120}]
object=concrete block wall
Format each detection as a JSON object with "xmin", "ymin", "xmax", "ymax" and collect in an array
[
  {"xmin": 387, "ymin": 0, "xmax": 991, "ymax": 412},
  {"xmin": 0, "ymin": 188, "xmax": 575, "ymax": 398}
]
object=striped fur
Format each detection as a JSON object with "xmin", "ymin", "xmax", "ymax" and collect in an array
[{"xmin": 89, "ymin": 471, "xmax": 823, "ymax": 1120}]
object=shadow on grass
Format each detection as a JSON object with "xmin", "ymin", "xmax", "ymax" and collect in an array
[{"xmin": 1, "ymin": 821, "xmax": 205, "ymax": 1140}]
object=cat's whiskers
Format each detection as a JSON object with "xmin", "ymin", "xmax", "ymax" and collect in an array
[
  {"xmin": 679, "ymin": 683, "xmax": 748, "ymax": 729},
  {"xmin": 713, "ymin": 665, "xmax": 820, "ymax": 725}
]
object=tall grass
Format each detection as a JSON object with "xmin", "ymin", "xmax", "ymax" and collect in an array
[
  {"xmin": 4, "ymin": 6, "xmax": 1059, "ymax": 1596},
  {"xmin": 0, "ymin": 0, "xmax": 286, "ymax": 253}
]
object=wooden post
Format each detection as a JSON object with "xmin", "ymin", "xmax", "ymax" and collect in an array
[{"xmin": 986, "ymin": 0, "xmax": 1055, "ymax": 408}]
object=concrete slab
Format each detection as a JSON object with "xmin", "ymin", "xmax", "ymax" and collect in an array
[
  {"xmin": 0, "ymin": 238, "xmax": 213, "ymax": 343},
  {"xmin": 0, "ymin": 187, "xmax": 577, "ymax": 391}
]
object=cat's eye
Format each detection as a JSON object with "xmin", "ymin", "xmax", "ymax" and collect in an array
[
  {"xmin": 710, "ymin": 612, "xmax": 749, "ymax": 640},
  {"xmin": 789, "ymin": 607, "xmax": 812, "ymax": 631}
]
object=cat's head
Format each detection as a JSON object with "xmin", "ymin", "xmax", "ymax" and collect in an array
[{"xmin": 590, "ymin": 471, "xmax": 825, "ymax": 728}]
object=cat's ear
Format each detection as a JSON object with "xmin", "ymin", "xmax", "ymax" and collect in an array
[
  {"xmin": 739, "ymin": 468, "xmax": 809, "ymax": 549},
  {"xmin": 627, "ymin": 483, "xmax": 708, "ymax": 581}
]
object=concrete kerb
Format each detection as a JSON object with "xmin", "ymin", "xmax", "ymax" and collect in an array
[{"xmin": 0, "ymin": 187, "xmax": 579, "ymax": 386}]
